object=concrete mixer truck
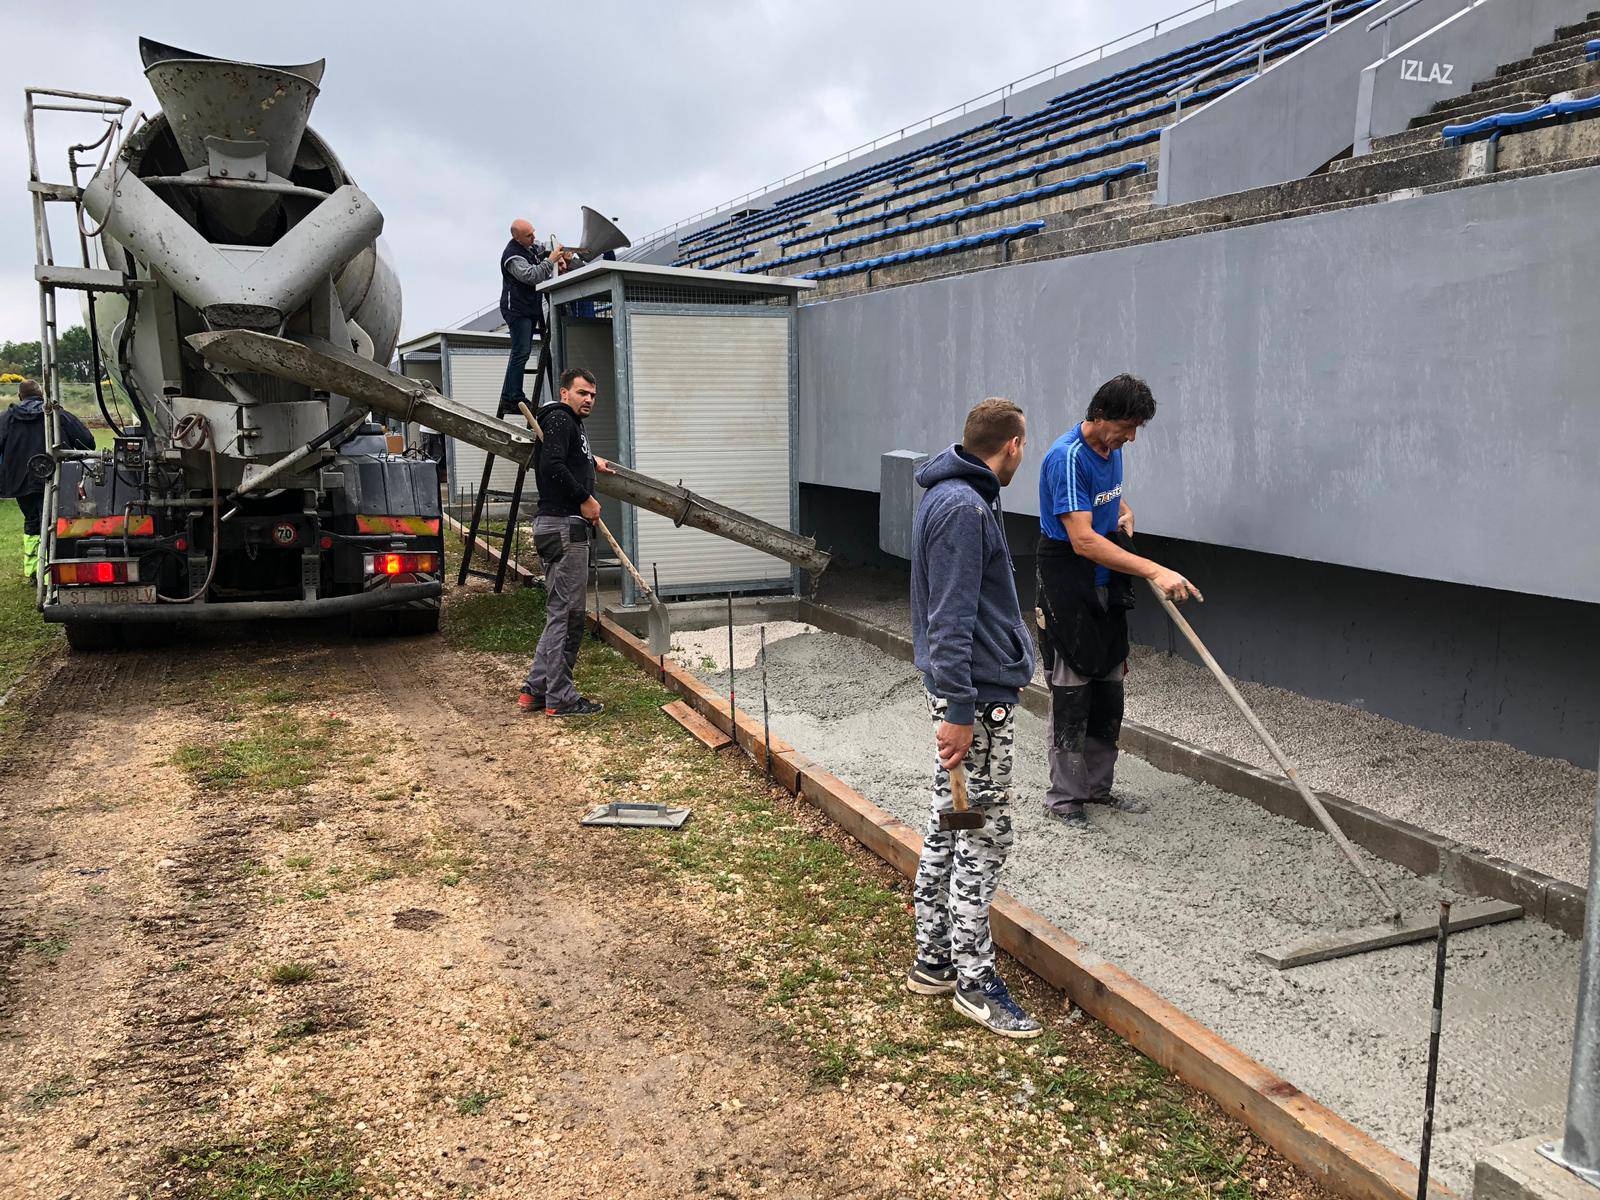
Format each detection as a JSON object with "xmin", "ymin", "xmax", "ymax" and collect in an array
[{"xmin": 23, "ymin": 39, "xmax": 827, "ymax": 650}]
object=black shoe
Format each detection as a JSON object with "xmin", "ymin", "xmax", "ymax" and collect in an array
[
  {"xmin": 1088, "ymin": 793, "xmax": 1150, "ymax": 814},
  {"xmin": 1045, "ymin": 803, "xmax": 1090, "ymax": 829},
  {"xmin": 546, "ymin": 697, "xmax": 604, "ymax": 717},
  {"xmin": 952, "ymin": 971, "xmax": 1042, "ymax": 1039},
  {"xmin": 905, "ymin": 959, "xmax": 957, "ymax": 996}
]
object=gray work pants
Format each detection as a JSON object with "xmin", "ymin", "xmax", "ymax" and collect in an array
[
  {"xmin": 1044, "ymin": 656, "xmax": 1126, "ymax": 810},
  {"xmin": 523, "ymin": 514, "xmax": 591, "ymax": 709}
]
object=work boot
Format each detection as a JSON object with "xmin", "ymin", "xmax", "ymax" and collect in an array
[
  {"xmin": 1088, "ymin": 793, "xmax": 1150, "ymax": 814},
  {"xmin": 952, "ymin": 971, "xmax": 1042, "ymax": 1040},
  {"xmin": 517, "ymin": 688, "xmax": 543, "ymax": 713},
  {"xmin": 905, "ymin": 959, "xmax": 957, "ymax": 996},
  {"xmin": 547, "ymin": 697, "xmax": 604, "ymax": 718},
  {"xmin": 1044, "ymin": 802, "xmax": 1089, "ymax": 829},
  {"xmin": 21, "ymin": 533, "xmax": 40, "ymax": 581}
]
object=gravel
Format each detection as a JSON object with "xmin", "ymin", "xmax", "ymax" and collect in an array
[
  {"xmin": 813, "ymin": 566, "xmax": 1595, "ymax": 886},
  {"xmin": 698, "ymin": 629, "xmax": 1581, "ymax": 1196}
]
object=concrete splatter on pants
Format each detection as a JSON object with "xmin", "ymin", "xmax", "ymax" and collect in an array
[
  {"xmin": 1045, "ymin": 658, "xmax": 1126, "ymax": 810},
  {"xmin": 914, "ymin": 692, "xmax": 1016, "ymax": 986},
  {"xmin": 523, "ymin": 514, "xmax": 591, "ymax": 709}
]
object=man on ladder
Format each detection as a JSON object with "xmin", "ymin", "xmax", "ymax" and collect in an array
[{"xmin": 498, "ymin": 218, "xmax": 578, "ymax": 413}]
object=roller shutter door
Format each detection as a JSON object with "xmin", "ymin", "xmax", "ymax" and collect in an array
[{"xmin": 628, "ymin": 313, "xmax": 791, "ymax": 594}]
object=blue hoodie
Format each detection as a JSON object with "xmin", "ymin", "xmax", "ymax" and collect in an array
[{"xmin": 911, "ymin": 445, "xmax": 1036, "ymax": 725}]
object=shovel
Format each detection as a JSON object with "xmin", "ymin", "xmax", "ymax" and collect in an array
[{"xmin": 517, "ymin": 401, "xmax": 671, "ymax": 656}]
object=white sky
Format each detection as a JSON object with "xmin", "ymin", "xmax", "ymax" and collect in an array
[{"xmin": 2, "ymin": 0, "xmax": 1212, "ymax": 343}]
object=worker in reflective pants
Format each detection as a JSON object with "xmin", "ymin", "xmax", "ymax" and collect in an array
[
  {"xmin": 907, "ymin": 398, "xmax": 1040, "ymax": 1040},
  {"xmin": 0, "ymin": 379, "xmax": 93, "ymax": 581},
  {"xmin": 518, "ymin": 367, "xmax": 614, "ymax": 717}
]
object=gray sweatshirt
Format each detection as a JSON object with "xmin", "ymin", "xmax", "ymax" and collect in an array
[{"xmin": 910, "ymin": 445, "xmax": 1036, "ymax": 725}]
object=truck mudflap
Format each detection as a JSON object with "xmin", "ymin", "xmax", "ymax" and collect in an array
[{"xmin": 41, "ymin": 580, "xmax": 441, "ymax": 623}]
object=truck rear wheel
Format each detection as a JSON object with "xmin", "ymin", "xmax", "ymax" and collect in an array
[
  {"xmin": 349, "ymin": 604, "xmax": 441, "ymax": 638},
  {"xmin": 64, "ymin": 622, "xmax": 124, "ymax": 652}
]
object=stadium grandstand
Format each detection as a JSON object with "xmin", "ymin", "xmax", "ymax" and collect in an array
[{"xmin": 627, "ymin": 0, "xmax": 1600, "ymax": 769}]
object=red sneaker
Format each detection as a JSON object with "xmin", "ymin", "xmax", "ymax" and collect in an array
[{"xmin": 517, "ymin": 690, "xmax": 543, "ymax": 712}]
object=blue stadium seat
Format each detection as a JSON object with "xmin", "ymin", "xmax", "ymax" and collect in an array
[
  {"xmin": 750, "ymin": 162, "xmax": 1145, "ymax": 272},
  {"xmin": 1443, "ymin": 93, "xmax": 1600, "ymax": 143},
  {"xmin": 786, "ymin": 155, "xmax": 1148, "ymax": 252},
  {"xmin": 794, "ymin": 221, "xmax": 1046, "ymax": 281},
  {"xmin": 1587, "ymin": 39, "xmax": 1600, "ymax": 62}
]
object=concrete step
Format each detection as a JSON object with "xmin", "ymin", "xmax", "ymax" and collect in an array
[
  {"xmin": 1381, "ymin": 83, "xmax": 1600, "ymax": 153},
  {"xmin": 1410, "ymin": 91, "xmax": 1542, "ymax": 133},
  {"xmin": 1497, "ymin": 32, "xmax": 1600, "ymax": 77},
  {"xmin": 1551, "ymin": 12, "xmax": 1600, "ymax": 42},
  {"xmin": 1474, "ymin": 59, "xmax": 1600, "ymax": 97}
]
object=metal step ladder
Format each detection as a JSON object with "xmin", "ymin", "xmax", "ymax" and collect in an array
[{"xmin": 454, "ymin": 331, "xmax": 554, "ymax": 593}]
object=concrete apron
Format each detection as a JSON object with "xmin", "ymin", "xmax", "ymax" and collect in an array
[{"xmin": 595, "ymin": 608, "xmax": 1581, "ymax": 1199}]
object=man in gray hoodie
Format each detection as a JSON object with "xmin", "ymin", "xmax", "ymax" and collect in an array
[{"xmin": 906, "ymin": 397, "xmax": 1040, "ymax": 1039}]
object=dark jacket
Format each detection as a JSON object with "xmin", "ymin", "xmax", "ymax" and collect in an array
[
  {"xmin": 499, "ymin": 238, "xmax": 553, "ymax": 322},
  {"xmin": 534, "ymin": 402, "xmax": 595, "ymax": 518},
  {"xmin": 910, "ymin": 445, "xmax": 1036, "ymax": 726},
  {"xmin": 0, "ymin": 398, "xmax": 93, "ymax": 499},
  {"xmin": 1036, "ymin": 530, "xmax": 1137, "ymax": 679}
]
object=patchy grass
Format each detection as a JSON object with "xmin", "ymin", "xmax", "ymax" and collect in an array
[
  {"xmin": 173, "ymin": 691, "xmax": 349, "ymax": 795},
  {"xmin": 454, "ymin": 1091, "xmax": 497, "ymax": 1116},
  {"xmin": 23, "ymin": 934, "xmax": 69, "ymax": 962},
  {"xmin": 266, "ymin": 961, "xmax": 317, "ymax": 987},
  {"xmin": 21, "ymin": 1074, "xmax": 77, "ymax": 1111},
  {"xmin": 525, "ymin": 619, "xmax": 1310, "ymax": 1199},
  {"xmin": 161, "ymin": 1135, "xmax": 358, "ymax": 1199}
]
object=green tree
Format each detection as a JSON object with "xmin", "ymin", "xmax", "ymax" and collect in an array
[
  {"xmin": 55, "ymin": 325, "xmax": 94, "ymax": 383},
  {"xmin": 0, "ymin": 338, "xmax": 40, "ymax": 377}
]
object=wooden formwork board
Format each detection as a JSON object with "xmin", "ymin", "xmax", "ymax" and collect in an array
[{"xmin": 590, "ymin": 612, "xmax": 1449, "ymax": 1200}]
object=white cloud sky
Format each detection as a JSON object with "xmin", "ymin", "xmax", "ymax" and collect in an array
[{"xmin": 1, "ymin": 0, "xmax": 1208, "ymax": 342}]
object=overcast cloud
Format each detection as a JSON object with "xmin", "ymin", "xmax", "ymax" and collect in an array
[{"xmin": 3, "ymin": 0, "xmax": 1199, "ymax": 343}]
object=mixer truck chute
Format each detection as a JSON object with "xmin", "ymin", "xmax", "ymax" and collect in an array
[{"xmin": 23, "ymin": 40, "xmax": 827, "ymax": 651}]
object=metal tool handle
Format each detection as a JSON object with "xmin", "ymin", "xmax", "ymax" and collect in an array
[
  {"xmin": 949, "ymin": 761, "xmax": 970, "ymax": 813},
  {"xmin": 1148, "ymin": 580, "xmax": 1401, "ymax": 922}
]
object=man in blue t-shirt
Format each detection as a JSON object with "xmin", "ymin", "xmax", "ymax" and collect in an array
[{"xmin": 1035, "ymin": 375, "xmax": 1201, "ymax": 829}]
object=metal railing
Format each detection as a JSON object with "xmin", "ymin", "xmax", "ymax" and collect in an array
[
  {"xmin": 1168, "ymin": 0, "xmax": 1346, "ymax": 115},
  {"xmin": 629, "ymin": 0, "xmax": 1232, "ymax": 256},
  {"xmin": 1369, "ymin": 0, "xmax": 1474, "ymax": 59}
]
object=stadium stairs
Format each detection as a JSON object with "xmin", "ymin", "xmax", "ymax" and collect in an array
[{"xmin": 673, "ymin": 8, "xmax": 1600, "ymax": 298}]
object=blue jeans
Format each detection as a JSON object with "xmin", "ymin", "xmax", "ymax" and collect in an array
[{"xmin": 499, "ymin": 314, "xmax": 535, "ymax": 410}]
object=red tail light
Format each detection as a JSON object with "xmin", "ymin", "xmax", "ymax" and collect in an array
[
  {"xmin": 363, "ymin": 552, "xmax": 439, "ymax": 577},
  {"xmin": 52, "ymin": 560, "xmax": 132, "ymax": 585}
]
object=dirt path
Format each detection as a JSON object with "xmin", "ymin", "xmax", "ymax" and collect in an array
[{"xmin": 0, "ymin": 627, "xmax": 894, "ymax": 1199}]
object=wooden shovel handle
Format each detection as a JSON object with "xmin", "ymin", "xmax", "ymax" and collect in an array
[{"xmin": 516, "ymin": 401, "xmax": 658, "ymax": 603}]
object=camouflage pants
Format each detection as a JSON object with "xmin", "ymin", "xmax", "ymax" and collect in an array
[{"xmin": 913, "ymin": 692, "xmax": 1016, "ymax": 986}]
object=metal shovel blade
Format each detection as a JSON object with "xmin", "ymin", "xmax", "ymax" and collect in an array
[{"xmin": 646, "ymin": 599, "xmax": 671, "ymax": 657}]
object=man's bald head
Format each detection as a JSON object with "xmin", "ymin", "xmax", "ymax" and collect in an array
[{"xmin": 510, "ymin": 219, "xmax": 535, "ymax": 247}]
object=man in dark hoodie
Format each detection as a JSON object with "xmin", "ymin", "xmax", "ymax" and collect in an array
[
  {"xmin": 0, "ymin": 380, "xmax": 93, "ymax": 581},
  {"xmin": 907, "ymin": 397, "xmax": 1040, "ymax": 1040}
]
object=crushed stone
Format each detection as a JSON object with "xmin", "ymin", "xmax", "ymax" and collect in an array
[
  {"xmin": 668, "ymin": 621, "xmax": 817, "ymax": 672},
  {"xmin": 699, "ymin": 628, "xmax": 1581, "ymax": 1197},
  {"xmin": 812, "ymin": 566, "xmax": 1594, "ymax": 885}
]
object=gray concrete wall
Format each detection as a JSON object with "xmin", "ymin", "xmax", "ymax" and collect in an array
[
  {"xmin": 1354, "ymin": 0, "xmax": 1596, "ymax": 153},
  {"xmin": 1157, "ymin": 0, "xmax": 1462, "ymax": 206},
  {"xmin": 639, "ymin": 0, "xmax": 1286, "ymax": 261},
  {"xmin": 796, "ymin": 164, "xmax": 1600, "ymax": 605},
  {"xmin": 801, "ymin": 484, "xmax": 1600, "ymax": 766}
]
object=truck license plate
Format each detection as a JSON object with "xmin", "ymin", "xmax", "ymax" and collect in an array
[{"xmin": 59, "ymin": 584, "xmax": 157, "ymax": 606}]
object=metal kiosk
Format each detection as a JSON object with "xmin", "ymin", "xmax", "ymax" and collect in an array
[{"xmin": 538, "ymin": 261, "xmax": 814, "ymax": 603}]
